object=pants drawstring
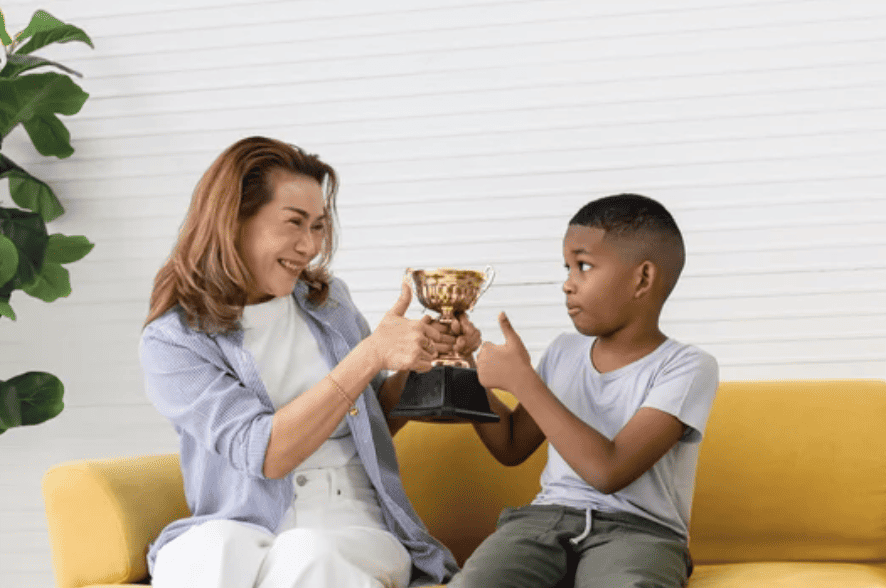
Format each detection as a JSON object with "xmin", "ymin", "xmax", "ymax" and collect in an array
[{"xmin": 569, "ymin": 508, "xmax": 592, "ymax": 545}]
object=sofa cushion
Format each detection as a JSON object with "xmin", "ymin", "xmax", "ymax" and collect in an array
[
  {"xmin": 689, "ymin": 562, "xmax": 886, "ymax": 587},
  {"xmin": 689, "ymin": 379, "xmax": 886, "ymax": 563}
]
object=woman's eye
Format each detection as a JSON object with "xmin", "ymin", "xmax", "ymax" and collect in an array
[{"xmin": 311, "ymin": 224, "xmax": 324, "ymax": 232}]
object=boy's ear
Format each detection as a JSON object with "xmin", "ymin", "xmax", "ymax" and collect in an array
[{"xmin": 634, "ymin": 260, "xmax": 656, "ymax": 298}]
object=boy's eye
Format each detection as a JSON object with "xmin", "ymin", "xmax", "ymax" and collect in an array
[
  {"xmin": 311, "ymin": 223, "xmax": 325, "ymax": 232},
  {"xmin": 564, "ymin": 262, "xmax": 591, "ymax": 273}
]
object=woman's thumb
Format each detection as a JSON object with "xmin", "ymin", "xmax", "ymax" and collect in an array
[{"xmin": 388, "ymin": 282, "xmax": 412, "ymax": 316}]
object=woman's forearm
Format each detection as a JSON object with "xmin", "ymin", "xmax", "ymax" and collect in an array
[{"xmin": 263, "ymin": 338, "xmax": 383, "ymax": 479}]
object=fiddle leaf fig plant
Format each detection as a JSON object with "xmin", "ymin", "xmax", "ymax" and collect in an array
[{"xmin": 0, "ymin": 9, "xmax": 94, "ymax": 434}]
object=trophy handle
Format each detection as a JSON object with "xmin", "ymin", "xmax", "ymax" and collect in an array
[
  {"xmin": 467, "ymin": 265, "xmax": 495, "ymax": 313},
  {"xmin": 479, "ymin": 265, "xmax": 496, "ymax": 297}
]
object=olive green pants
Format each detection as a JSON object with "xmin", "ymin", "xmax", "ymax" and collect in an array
[{"xmin": 447, "ymin": 504, "xmax": 692, "ymax": 588}]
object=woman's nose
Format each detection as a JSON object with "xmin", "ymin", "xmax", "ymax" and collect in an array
[{"xmin": 294, "ymin": 230, "xmax": 318, "ymax": 256}]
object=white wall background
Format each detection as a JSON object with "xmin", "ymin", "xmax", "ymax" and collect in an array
[{"xmin": 1, "ymin": 0, "xmax": 884, "ymax": 585}]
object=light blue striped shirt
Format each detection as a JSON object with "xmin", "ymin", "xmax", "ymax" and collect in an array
[{"xmin": 140, "ymin": 278, "xmax": 458, "ymax": 586}]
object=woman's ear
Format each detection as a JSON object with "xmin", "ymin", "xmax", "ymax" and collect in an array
[{"xmin": 634, "ymin": 260, "xmax": 657, "ymax": 298}]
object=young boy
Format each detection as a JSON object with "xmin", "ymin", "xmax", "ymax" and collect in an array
[{"xmin": 449, "ymin": 194, "xmax": 719, "ymax": 588}]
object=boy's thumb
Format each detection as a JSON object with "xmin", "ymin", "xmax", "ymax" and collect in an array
[
  {"xmin": 388, "ymin": 282, "xmax": 412, "ymax": 317},
  {"xmin": 498, "ymin": 311, "xmax": 516, "ymax": 340}
]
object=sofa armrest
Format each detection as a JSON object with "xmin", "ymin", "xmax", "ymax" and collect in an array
[{"xmin": 42, "ymin": 454, "xmax": 189, "ymax": 588}]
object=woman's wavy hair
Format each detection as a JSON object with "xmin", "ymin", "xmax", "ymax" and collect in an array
[{"xmin": 145, "ymin": 136, "xmax": 339, "ymax": 333}]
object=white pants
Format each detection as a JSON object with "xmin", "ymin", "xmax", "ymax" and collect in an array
[{"xmin": 152, "ymin": 466, "xmax": 411, "ymax": 588}]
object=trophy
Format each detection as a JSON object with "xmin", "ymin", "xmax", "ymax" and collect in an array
[{"xmin": 390, "ymin": 267, "xmax": 500, "ymax": 423}]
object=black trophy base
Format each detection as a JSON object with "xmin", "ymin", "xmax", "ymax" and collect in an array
[{"xmin": 389, "ymin": 364, "xmax": 500, "ymax": 423}]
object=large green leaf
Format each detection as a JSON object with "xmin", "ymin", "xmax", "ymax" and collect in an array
[
  {"xmin": 0, "ymin": 154, "xmax": 65, "ymax": 221},
  {"xmin": 22, "ymin": 260, "xmax": 70, "ymax": 301},
  {"xmin": 0, "ymin": 73, "xmax": 89, "ymax": 157},
  {"xmin": 0, "ymin": 9, "xmax": 13, "ymax": 47},
  {"xmin": 16, "ymin": 10, "xmax": 64, "ymax": 39},
  {"xmin": 0, "ymin": 372, "xmax": 64, "ymax": 432},
  {"xmin": 15, "ymin": 10, "xmax": 93, "ymax": 55},
  {"xmin": 0, "ymin": 53, "xmax": 82, "ymax": 78},
  {"xmin": 0, "ymin": 233, "xmax": 17, "ymax": 286},
  {"xmin": 0, "ymin": 380, "xmax": 22, "ymax": 429},
  {"xmin": 44, "ymin": 234, "xmax": 93, "ymax": 264},
  {"xmin": 0, "ymin": 152, "xmax": 15, "ymax": 174},
  {"xmin": 22, "ymin": 110, "xmax": 74, "ymax": 158},
  {"xmin": 0, "ymin": 206, "xmax": 48, "ymax": 289},
  {"xmin": 0, "ymin": 299, "xmax": 15, "ymax": 320},
  {"xmin": 0, "ymin": 269, "xmax": 16, "ymax": 320}
]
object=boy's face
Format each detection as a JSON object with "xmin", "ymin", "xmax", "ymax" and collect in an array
[{"xmin": 562, "ymin": 225, "xmax": 639, "ymax": 337}]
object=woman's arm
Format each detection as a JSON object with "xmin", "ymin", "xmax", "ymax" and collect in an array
[
  {"xmin": 264, "ymin": 338, "xmax": 387, "ymax": 478},
  {"xmin": 264, "ymin": 283, "xmax": 441, "ymax": 478}
]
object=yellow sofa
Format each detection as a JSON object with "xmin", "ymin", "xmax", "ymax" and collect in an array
[{"xmin": 43, "ymin": 380, "xmax": 886, "ymax": 587}]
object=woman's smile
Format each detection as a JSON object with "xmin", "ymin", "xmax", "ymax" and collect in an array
[{"xmin": 278, "ymin": 258, "xmax": 303, "ymax": 276}]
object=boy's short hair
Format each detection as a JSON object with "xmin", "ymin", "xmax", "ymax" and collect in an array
[{"xmin": 569, "ymin": 194, "xmax": 685, "ymax": 299}]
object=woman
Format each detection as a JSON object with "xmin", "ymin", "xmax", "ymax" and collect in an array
[{"xmin": 140, "ymin": 136, "xmax": 461, "ymax": 587}]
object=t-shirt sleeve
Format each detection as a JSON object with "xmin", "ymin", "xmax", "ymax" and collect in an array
[{"xmin": 641, "ymin": 348, "xmax": 719, "ymax": 444}]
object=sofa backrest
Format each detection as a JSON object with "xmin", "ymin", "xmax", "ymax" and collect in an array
[{"xmin": 688, "ymin": 379, "xmax": 886, "ymax": 563}]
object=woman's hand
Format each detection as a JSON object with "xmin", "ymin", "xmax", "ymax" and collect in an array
[{"xmin": 368, "ymin": 283, "xmax": 453, "ymax": 373}]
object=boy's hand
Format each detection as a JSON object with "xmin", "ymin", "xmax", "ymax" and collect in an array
[
  {"xmin": 450, "ymin": 313, "xmax": 483, "ymax": 356},
  {"xmin": 476, "ymin": 312, "xmax": 534, "ymax": 392},
  {"xmin": 428, "ymin": 313, "xmax": 482, "ymax": 357}
]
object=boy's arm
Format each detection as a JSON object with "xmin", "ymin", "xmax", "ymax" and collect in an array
[
  {"xmin": 476, "ymin": 312, "xmax": 686, "ymax": 495},
  {"xmin": 378, "ymin": 369, "xmax": 411, "ymax": 436},
  {"xmin": 435, "ymin": 313, "xmax": 546, "ymax": 465},
  {"xmin": 471, "ymin": 389, "xmax": 546, "ymax": 466}
]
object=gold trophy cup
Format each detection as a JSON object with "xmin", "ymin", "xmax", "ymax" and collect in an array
[{"xmin": 390, "ymin": 267, "xmax": 500, "ymax": 423}]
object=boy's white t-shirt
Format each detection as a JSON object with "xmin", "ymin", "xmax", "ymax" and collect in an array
[
  {"xmin": 240, "ymin": 294, "xmax": 357, "ymax": 469},
  {"xmin": 532, "ymin": 333, "xmax": 719, "ymax": 539}
]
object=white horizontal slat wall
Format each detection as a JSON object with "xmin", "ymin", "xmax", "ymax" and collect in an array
[{"xmin": 1, "ymin": 0, "xmax": 884, "ymax": 585}]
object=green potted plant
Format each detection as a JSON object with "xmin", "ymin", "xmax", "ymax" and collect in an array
[{"xmin": 0, "ymin": 9, "xmax": 94, "ymax": 435}]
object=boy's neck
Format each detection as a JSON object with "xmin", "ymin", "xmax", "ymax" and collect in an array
[{"xmin": 590, "ymin": 328, "xmax": 667, "ymax": 374}]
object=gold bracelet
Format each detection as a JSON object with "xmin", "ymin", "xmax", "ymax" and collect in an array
[{"xmin": 327, "ymin": 374, "xmax": 358, "ymax": 416}]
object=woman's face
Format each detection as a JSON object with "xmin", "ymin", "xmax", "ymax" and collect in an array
[{"xmin": 238, "ymin": 169, "xmax": 326, "ymax": 305}]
